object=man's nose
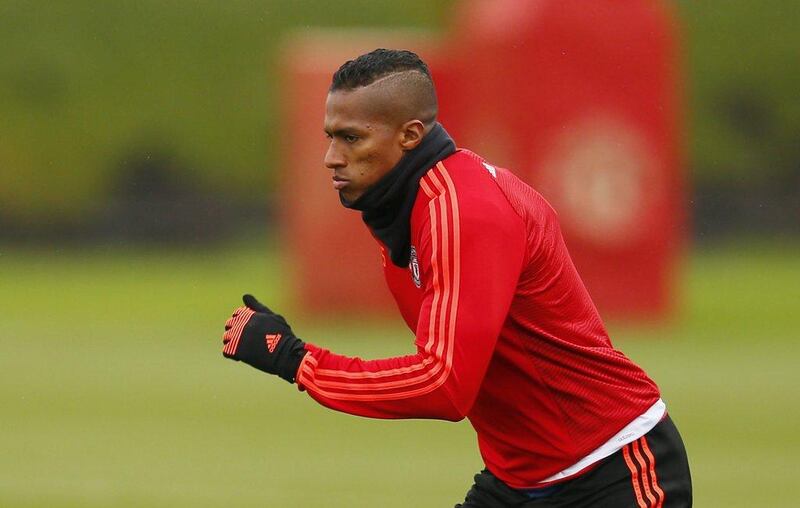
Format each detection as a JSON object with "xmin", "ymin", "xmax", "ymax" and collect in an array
[{"xmin": 324, "ymin": 142, "xmax": 346, "ymax": 169}]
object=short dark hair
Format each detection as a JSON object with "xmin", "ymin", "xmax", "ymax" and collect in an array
[{"xmin": 330, "ymin": 48, "xmax": 433, "ymax": 91}]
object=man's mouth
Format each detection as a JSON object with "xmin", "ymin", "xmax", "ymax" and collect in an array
[{"xmin": 332, "ymin": 175, "xmax": 348, "ymax": 190}]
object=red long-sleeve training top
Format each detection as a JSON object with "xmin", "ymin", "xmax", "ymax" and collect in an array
[{"xmin": 296, "ymin": 149, "xmax": 660, "ymax": 488}]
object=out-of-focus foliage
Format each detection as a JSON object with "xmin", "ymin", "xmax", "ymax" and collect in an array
[
  {"xmin": 0, "ymin": 0, "xmax": 797, "ymax": 222},
  {"xmin": 0, "ymin": 0, "xmax": 449, "ymax": 221},
  {"xmin": 676, "ymin": 0, "xmax": 799, "ymax": 184}
]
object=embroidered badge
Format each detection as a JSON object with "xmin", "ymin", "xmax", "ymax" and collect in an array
[{"xmin": 409, "ymin": 246, "xmax": 421, "ymax": 288}]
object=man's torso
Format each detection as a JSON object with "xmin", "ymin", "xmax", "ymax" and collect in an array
[{"xmin": 380, "ymin": 149, "xmax": 660, "ymax": 488}]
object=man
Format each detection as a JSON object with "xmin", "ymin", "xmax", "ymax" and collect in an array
[{"xmin": 221, "ymin": 49, "xmax": 692, "ymax": 507}]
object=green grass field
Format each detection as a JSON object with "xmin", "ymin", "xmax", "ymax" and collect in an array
[{"xmin": 1, "ymin": 240, "xmax": 798, "ymax": 507}]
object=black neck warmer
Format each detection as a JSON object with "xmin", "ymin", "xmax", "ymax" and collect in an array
[{"xmin": 342, "ymin": 122, "xmax": 456, "ymax": 267}]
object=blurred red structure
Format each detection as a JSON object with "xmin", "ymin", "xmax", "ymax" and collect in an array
[
  {"xmin": 282, "ymin": 0, "xmax": 684, "ymax": 320},
  {"xmin": 281, "ymin": 32, "xmax": 443, "ymax": 314}
]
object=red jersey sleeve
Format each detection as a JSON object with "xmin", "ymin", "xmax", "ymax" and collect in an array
[{"xmin": 296, "ymin": 162, "xmax": 526, "ymax": 421}]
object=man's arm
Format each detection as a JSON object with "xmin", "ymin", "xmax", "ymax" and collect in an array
[{"xmin": 295, "ymin": 164, "xmax": 526, "ymax": 420}]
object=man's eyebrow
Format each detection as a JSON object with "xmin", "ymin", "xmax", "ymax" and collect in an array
[{"xmin": 324, "ymin": 127, "xmax": 361, "ymax": 137}]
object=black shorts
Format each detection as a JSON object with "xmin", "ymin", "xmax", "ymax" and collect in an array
[{"xmin": 456, "ymin": 415, "xmax": 692, "ymax": 507}]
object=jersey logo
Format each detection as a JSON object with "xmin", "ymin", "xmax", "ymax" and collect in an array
[
  {"xmin": 409, "ymin": 246, "xmax": 421, "ymax": 288},
  {"xmin": 482, "ymin": 162, "xmax": 497, "ymax": 178},
  {"xmin": 265, "ymin": 333, "xmax": 282, "ymax": 353}
]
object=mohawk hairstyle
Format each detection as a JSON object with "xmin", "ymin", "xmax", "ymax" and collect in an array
[{"xmin": 330, "ymin": 48, "xmax": 433, "ymax": 92}]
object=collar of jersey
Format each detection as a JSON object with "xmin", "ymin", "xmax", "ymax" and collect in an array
[{"xmin": 341, "ymin": 122, "xmax": 456, "ymax": 268}]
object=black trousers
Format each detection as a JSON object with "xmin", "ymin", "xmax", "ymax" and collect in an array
[{"xmin": 456, "ymin": 416, "xmax": 692, "ymax": 507}]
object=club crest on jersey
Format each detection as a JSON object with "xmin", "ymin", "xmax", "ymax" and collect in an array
[{"xmin": 409, "ymin": 246, "xmax": 421, "ymax": 288}]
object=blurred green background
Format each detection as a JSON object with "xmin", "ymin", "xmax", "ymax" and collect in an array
[
  {"xmin": 1, "ymin": 1, "xmax": 799, "ymax": 507},
  {"xmin": 1, "ymin": 0, "xmax": 798, "ymax": 234},
  {"xmin": 1, "ymin": 241, "xmax": 798, "ymax": 507}
]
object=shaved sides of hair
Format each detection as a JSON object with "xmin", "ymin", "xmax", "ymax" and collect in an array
[{"xmin": 330, "ymin": 49, "xmax": 439, "ymax": 126}]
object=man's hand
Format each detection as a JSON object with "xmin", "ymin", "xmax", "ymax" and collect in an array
[{"xmin": 222, "ymin": 294, "xmax": 307, "ymax": 383}]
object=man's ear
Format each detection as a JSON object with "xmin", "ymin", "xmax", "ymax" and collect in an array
[{"xmin": 399, "ymin": 120, "xmax": 426, "ymax": 151}]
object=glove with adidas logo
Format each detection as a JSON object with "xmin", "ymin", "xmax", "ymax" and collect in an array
[{"xmin": 222, "ymin": 294, "xmax": 307, "ymax": 383}]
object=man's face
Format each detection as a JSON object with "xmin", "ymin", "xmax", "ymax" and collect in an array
[{"xmin": 323, "ymin": 88, "xmax": 406, "ymax": 203}]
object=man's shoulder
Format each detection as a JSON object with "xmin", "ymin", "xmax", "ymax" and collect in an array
[
  {"xmin": 440, "ymin": 148, "xmax": 491, "ymax": 175},
  {"xmin": 412, "ymin": 149, "xmax": 527, "ymax": 232},
  {"xmin": 417, "ymin": 149, "xmax": 498, "ymax": 198},
  {"xmin": 421, "ymin": 149, "xmax": 560, "ymax": 231}
]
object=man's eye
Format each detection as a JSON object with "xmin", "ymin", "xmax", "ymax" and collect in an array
[{"xmin": 344, "ymin": 135, "xmax": 359, "ymax": 143}]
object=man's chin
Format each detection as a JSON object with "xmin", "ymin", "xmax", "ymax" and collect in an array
[{"xmin": 339, "ymin": 189, "xmax": 361, "ymax": 205}]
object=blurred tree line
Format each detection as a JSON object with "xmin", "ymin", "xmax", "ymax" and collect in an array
[
  {"xmin": 676, "ymin": 0, "xmax": 799, "ymax": 237},
  {"xmin": 0, "ymin": 0, "xmax": 797, "ymax": 242}
]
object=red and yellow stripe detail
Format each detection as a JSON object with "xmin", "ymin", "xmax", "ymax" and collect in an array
[
  {"xmin": 297, "ymin": 162, "xmax": 461, "ymax": 401},
  {"xmin": 622, "ymin": 436, "xmax": 665, "ymax": 507},
  {"xmin": 222, "ymin": 306, "xmax": 255, "ymax": 356}
]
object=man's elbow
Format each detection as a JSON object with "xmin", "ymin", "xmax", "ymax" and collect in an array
[
  {"xmin": 440, "ymin": 406, "xmax": 467, "ymax": 422},
  {"xmin": 426, "ymin": 407, "xmax": 466, "ymax": 422},
  {"xmin": 433, "ymin": 385, "xmax": 472, "ymax": 422}
]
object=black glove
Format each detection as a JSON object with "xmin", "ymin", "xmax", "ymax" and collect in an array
[{"xmin": 222, "ymin": 294, "xmax": 306, "ymax": 383}]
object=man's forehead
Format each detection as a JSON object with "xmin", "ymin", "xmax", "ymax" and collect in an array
[
  {"xmin": 326, "ymin": 85, "xmax": 387, "ymax": 111},
  {"xmin": 325, "ymin": 87, "xmax": 392, "ymax": 128}
]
